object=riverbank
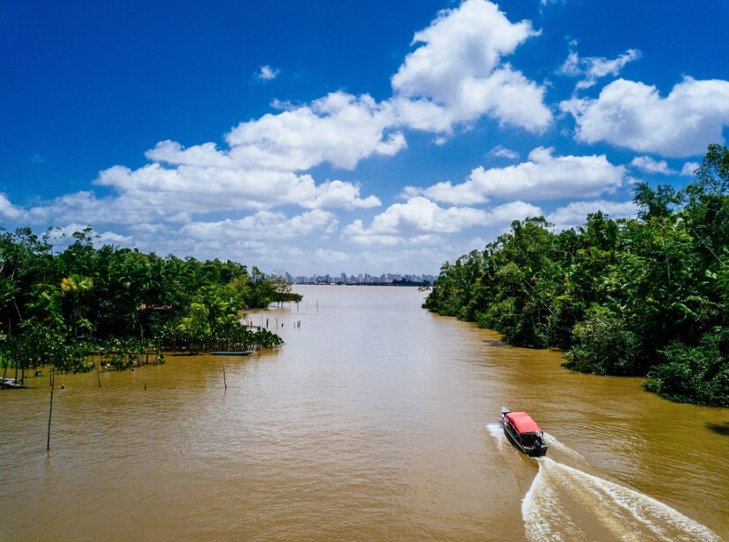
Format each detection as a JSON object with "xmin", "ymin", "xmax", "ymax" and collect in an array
[
  {"xmin": 430, "ymin": 152, "xmax": 729, "ymax": 407},
  {"xmin": 424, "ymin": 146, "xmax": 729, "ymax": 408}
]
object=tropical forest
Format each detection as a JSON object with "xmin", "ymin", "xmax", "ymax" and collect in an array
[
  {"xmin": 424, "ymin": 144, "xmax": 729, "ymax": 407},
  {"xmin": 0, "ymin": 227, "xmax": 301, "ymax": 381}
]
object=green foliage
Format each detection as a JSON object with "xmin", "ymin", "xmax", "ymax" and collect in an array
[
  {"xmin": 424, "ymin": 145, "xmax": 729, "ymax": 407},
  {"xmin": 98, "ymin": 339, "xmax": 146, "ymax": 371},
  {"xmin": 0, "ymin": 227, "xmax": 289, "ymax": 373},
  {"xmin": 176, "ymin": 302, "xmax": 212, "ymax": 344},
  {"xmin": 563, "ymin": 309, "xmax": 646, "ymax": 375},
  {"xmin": 643, "ymin": 330, "xmax": 729, "ymax": 407},
  {"xmin": 3, "ymin": 321, "xmax": 92, "ymax": 373}
]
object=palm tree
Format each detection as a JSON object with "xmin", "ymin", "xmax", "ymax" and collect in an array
[
  {"xmin": 61, "ymin": 274, "xmax": 94, "ymax": 338},
  {"xmin": 26, "ymin": 283, "xmax": 64, "ymax": 328}
]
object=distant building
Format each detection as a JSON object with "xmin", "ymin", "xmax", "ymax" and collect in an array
[{"xmin": 287, "ymin": 270, "xmax": 435, "ymax": 286}]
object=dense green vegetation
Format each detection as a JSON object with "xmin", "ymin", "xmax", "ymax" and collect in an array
[
  {"xmin": 424, "ymin": 145, "xmax": 729, "ymax": 407},
  {"xmin": 0, "ymin": 229, "xmax": 299, "ymax": 380}
]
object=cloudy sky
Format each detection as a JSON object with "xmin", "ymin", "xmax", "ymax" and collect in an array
[{"xmin": 1, "ymin": 0, "xmax": 728, "ymax": 275}]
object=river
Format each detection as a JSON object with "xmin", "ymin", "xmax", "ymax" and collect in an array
[{"xmin": 1, "ymin": 285, "xmax": 727, "ymax": 541}]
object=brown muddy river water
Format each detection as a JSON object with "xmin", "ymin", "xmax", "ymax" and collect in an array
[{"xmin": 1, "ymin": 285, "xmax": 728, "ymax": 541}]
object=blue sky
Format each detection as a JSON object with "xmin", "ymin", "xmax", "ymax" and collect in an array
[{"xmin": 1, "ymin": 0, "xmax": 728, "ymax": 275}]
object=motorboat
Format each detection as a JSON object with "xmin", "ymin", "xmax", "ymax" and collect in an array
[{"xmin": 500, "ymin": 407, "xmax": 547, "ymax": 457}]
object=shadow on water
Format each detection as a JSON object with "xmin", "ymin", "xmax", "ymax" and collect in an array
[
  {"xmin": 483, "ymin": 340, "xmax": 509, "ymax": 348},
  {"xmin": 706, "ymin": 422, "xmax": 729, "ymax": 436}
]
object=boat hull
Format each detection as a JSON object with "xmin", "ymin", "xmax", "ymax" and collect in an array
[
  {"xmin": 502, "ymin": 423, "xmax": 547, "ymax": 457},
  {"xmin": 500, "ymin": 408, "xmax": 548, "ymax": 457},
  {"xmin": 1, "ymin": 377, "xmax": 27, "ymax": 389}
]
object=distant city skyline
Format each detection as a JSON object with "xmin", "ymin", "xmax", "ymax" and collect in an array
[{"xmin": 282, "ymin": 271, "xmax": 435, "ymax": 285}]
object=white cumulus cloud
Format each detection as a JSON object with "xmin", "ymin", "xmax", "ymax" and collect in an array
[
  {"xmin": 485, "ymin": 200, "xmax": 543, "ymax": 224},
  {"xmin": 630, "ymin": 155, "xmax": 698, "ymax": 176},
  {"xmin": 256, "ymin": 65, "xmax": 280, "ymax": 81},
  {"xmin": 406, "ymin": 147, "xmax": 626, "ymax": 204},
  {"xmin": 180, "ymin": 209, "xmax": 338, "ymax": 241},
  {"xmin": 391, "ymin": 0, "xmax": 551, "ymax": 132},
  {"xmin": 559, "ymin": 48, "xmax": 641, "ymax": 90},
  {"xmin": 226, "ymin": 92, "xmax": 406, "ymax": 171},
  {"xmin": 546, "ymin": 200, "xmax": 638, "ymax": 231},
  {"xmin": 95, "ymin": 164, "xmax": 321, "ymax": 212},
  {"xmin": 681, "ymin": 162, "xmax": 700, "ymax": 176},
  {"xmin": 343, "ymin": 197, "xmax": 540, "ymax": 246},
  {"xmin": 561, "ymin": 77, "xmax": 729, "ymax": 157},
  {"xmin": 630, "ymin": 156, "xmax": 673, "ymax": 175},
  {"xmin": 0, "ymin": 193, "xmax": 25, "ymax": 220},
  {"xmin": 302, "ymin": 180, "xmax": 381, "ymax": 210},
  {"xmin": 489, "ymin": 145, "xmax": 519, "ymax": 159},
  {"xmin": 97, "ymin": 230, "xmax": 133, "ymax": 245}
]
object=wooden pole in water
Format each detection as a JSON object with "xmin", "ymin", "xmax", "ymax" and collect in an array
[
  {"xmin": 223, "ymin": 365, "xmax": 227, "ymax": 390},
  {"xmin": 96, "ymin": 363, "xmax": 101, "ymax": 387},
  {"xmin": 46, "ymin": 368, "xmax": 55, "ymax": 452},
  {"xmin": 144, "ymin": 381, "xmax": 147, "ymax": 391}
]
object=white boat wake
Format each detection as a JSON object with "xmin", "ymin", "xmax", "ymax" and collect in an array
[
  {"xmin": 487, "ymin": 425, "xmax": 719, "ymax": 541},
  {"xmin": 486, "ymin": 422, "xmax": 508, "ymax": 452}
]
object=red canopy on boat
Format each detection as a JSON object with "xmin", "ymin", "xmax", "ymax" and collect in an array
[{"xmin": 505, "ymin": 412, "xmax": 542, "ymax": 433}]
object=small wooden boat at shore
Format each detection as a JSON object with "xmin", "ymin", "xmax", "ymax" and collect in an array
[
  {"xmin": 210, "ymin": 351, "xmax": 253, "ymax": 356},
  {"xmin": 500, "ymin": 407, "xmax": 548, "ymax": 457},
  {"xmin": 1, "ymin": 377, "xmax": 27, "ymax": 389}
]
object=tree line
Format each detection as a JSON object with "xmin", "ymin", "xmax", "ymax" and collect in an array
[
  {"xmin": 0, "ymin": 229, "xmax": 301, "ymax": 380},
  {"xmin": 424, "ymin": 145, "xmax": 729, "ymax": 407}
]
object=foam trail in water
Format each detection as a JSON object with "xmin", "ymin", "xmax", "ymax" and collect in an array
[
  {"xmin": 486, "ymin": 422, "xmax": 509, "ymax": 453},
  {"xmin": 486, "ymin": 422, "xmax": 505, "ymax": 442},
  {"xmin": 522, "ymin": 457, "xmax": 719, "ymax": 542}
]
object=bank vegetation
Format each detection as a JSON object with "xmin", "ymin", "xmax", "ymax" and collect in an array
[
  {"xmin": 424, "ymin": 145, "xmax": 729, "ymax": 407},
  {"xmin": 0, "ymin": 232, "xmax": 299, "ymax": 381}
]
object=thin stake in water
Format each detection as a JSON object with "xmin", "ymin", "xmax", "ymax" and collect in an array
[{"xmin": 46, "ymin": 368, "xmax": 55, "ymax": 452}]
